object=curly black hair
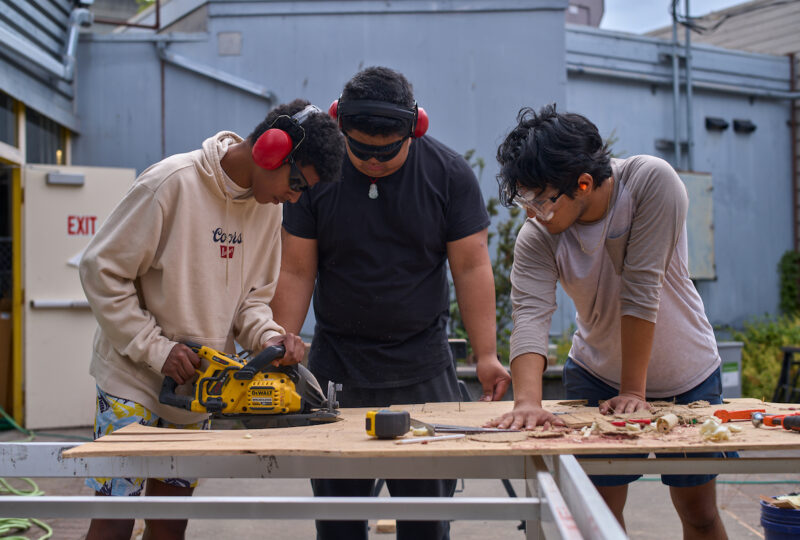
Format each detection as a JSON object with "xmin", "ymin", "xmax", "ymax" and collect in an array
[
  {"xmin": 247, "ymin": 99, "xmax": 345, "ymax": 183},
  {"xmin": 339, "ymin": 66, "xmax": 415, "ymax": 137},
  {"xmin": 495, "ymin": 103, "xmax": 612, "ymax": 207}
]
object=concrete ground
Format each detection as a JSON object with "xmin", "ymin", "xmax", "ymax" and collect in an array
[{"xmin": 1, "ymin": 426, "xmax": 798, "ymax": 539}]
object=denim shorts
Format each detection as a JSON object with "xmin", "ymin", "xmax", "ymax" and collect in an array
[
  {"xmin": 563, "ymin": 358, "xmax": 738, "ymax": 487},
  {"xmin": 86, "ymin": 386, "xmax": 209, "ymax": 496}
]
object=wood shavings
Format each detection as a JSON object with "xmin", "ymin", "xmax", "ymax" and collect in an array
[
  {"xmin": 761, "ymin": 495, "xmax": 799, "ymax": 509},
  {"xmin": 467, "ymin": 432, "xmax": 529, "ymax": 443},
  {"xmin": 556, "ymin": 413, "xmax": 595, "ymax": 429},
  {"xmin": 648, "ymin": 400, "xmax": 676, "ymax": 408},
  {"xmin": 580, "ymin": 422, "xmax": 598, "ymax": 438},
  {"xmin": 700, "ymin": 418, "xmax": 731, "ymax": 441},
  {"xmin": 687, "ymin": 400, "xmax": 711, "ymax": 408},
  {"xmin": 775, "ymin": 494, "xmax": 800, "ymax": 509},
  {"xmin": 657, "ymin": 414, "xmax": 679, "ymax": 433},
  {"xmin": 556, "ymin": 400, "xmax": 588, "ymax": 407},
  {"xmin": 527, "ymin": 428, "xmax": 566, "ymax": 439}
]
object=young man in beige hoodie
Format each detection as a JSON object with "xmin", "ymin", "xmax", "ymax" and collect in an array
[{"xmin": 79, "ymin": 99, "xmax": 344, "ymax": 540}]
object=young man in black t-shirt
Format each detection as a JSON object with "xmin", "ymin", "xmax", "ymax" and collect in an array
[{"xmin": 271, "ymin": 66, "xmax": 510, "ymax": 540}]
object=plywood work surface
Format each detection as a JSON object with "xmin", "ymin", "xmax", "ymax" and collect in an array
[{"xmin": 63, "ymin": 398, "xmax": 800, "ymax": 459}]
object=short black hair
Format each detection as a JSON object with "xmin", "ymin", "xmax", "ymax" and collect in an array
[
  {"xmin": 247, "ymin": 99, "xmax": 345, "ymax": 183},
  {"xmin": 495, "ymin": 104, "xmax": 612, "ymax": 207},
  {"xmin": 339, "ymin": 66, "xmax": 415, "ymax": 137}
]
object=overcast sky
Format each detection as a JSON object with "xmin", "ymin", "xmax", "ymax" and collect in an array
[{"xmin": 599, "ymin": 0, "xmax": 746, "ymax": 34}]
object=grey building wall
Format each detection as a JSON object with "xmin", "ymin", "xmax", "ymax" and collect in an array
[
  {"xmin": 68, "ymin": 1, "xmax": 794, "ymax": 335},
  {"xmin": 74, "ymin": 0, "xmax": 568, "ymax": 183},
  {"xmin": 566, "ymin": 26, "xmax": 793, "ymax": 329},
  {"xmin": 72, "ymin": 0, "xmax": 568, "ymax": 337}
]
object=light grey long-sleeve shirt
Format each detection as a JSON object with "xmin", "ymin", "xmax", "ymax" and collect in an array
[{"xmin": 509, "ymin": 155, "xmax": 719, "ymax": 397}]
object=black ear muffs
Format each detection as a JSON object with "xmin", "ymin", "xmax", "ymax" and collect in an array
[
  {"xmin": 328, "ymin": 98, "xmax": 428, "ymax": 138},
  {"xmin": 252, "ymin": 104, "xmax": 321, "ymax": 170}
]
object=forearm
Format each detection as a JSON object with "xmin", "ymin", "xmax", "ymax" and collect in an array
[
  {"xmin": 453, "ymin": 263, "xmax": 497, "ymax": 360},
  {"xmin": 510, "ymin": 353, "xmax": 547, "ymax": 406},
  {"xmin": 270, "ymin": 231, "xmax": 317, "ymax": 335},
  {"xmin": 619, "ymin": 314, "xmax": 655, "ymax": 398},
  {"xmin": 271, "ymin": 272, "xmax": 314, "ymax": 335}
]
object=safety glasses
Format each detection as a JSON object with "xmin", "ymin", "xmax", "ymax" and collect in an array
[
  {"xmin": 513, "ymin": 188, "xmax": 563, "ymax": 221},
  {"xmin": 346, "ymin": 135, "xmax": 408, "ymax": 163},
  {"xmin": 288, "ymin": 159, "xmax": 310, "ymax": 193}
]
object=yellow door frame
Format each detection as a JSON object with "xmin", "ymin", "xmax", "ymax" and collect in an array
[
  {"xmin": 11, "ymin": 163, "xmax": 22, "ymax": 425},
  {"xmin": 2, "ymin": 98, "xmax": 73, "ymax": 425}
]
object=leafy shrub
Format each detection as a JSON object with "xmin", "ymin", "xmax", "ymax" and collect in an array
[
  {"xmin": 727, "ymin": 315, "xmax": 800, "ymax": 399},
  {"xmin": 551, "ymin": 324, "xmax": 576, "ymax": 365},
  {"xmin": 779, "ymin": 250, "xmax": 800, "ymax": 315}
]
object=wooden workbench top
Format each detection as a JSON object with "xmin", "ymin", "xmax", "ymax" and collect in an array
[{"xmin": 63, "ymin": 398, "xmax": 800, "ymax": 459}]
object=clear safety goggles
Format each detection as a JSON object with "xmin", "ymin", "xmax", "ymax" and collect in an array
[{"xmin": 513, "ymin": 188, "xmax": 563, "ymax": 221}]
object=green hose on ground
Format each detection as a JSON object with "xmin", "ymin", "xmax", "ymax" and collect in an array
[
  {"xmin": 0, "ymin": 478, "xmax": 53, "ymax": 540},
  {"xmin": 0, "ymin": 405, "xmax": 90, "ymax": 539}
]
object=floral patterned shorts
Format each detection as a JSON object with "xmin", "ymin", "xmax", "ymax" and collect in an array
[{"xmin": 85, "ymin": 386, "xmax": 209, "ymax": 496}]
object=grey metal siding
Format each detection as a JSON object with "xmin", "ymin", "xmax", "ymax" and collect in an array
[{"xmin": 0, "ymin": 0, "xmax": 80, "ymax": 130}]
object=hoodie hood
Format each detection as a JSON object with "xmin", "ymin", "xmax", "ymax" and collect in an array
[{"xmin": 201, "ymin": 131, "xmax": 244, "ymax": 200}]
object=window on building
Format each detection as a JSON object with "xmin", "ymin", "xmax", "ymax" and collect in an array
[
  {"xmin": 26, "ymin": 108, "xmax": 66, "ymax": 165},
  {"xmin": 0, "ymin": 93, "xmax": 15, "ymax": 147}
]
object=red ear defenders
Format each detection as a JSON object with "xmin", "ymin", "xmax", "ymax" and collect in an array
[
  {"xmin": 252, "ymin": 104, "xmax": 321, "ymax": 170},
  {"xmin": 328, "ymin": 99, "xmax": 428, "ymax": 138}
]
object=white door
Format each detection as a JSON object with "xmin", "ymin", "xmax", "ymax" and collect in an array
[{"xmin": 23, "ymin": 164, "xmax": 134, "ymax": 429}]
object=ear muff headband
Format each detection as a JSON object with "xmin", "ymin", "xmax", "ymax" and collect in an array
[
  {"xmin": 328, "ymin": 98, "xmax": 428, "ymax": 138},
  {"xmin": 252, "ymin": 104, "xmax": 321, "ymax": 170}
]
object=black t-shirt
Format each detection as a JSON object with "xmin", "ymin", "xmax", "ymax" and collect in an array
[{"xmin": 282, "ymin": 135, "xmax": 490, "ymax": 388}]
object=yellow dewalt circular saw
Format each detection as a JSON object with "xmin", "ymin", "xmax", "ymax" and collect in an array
[{"xmin": 159, "ymin": 342, "xmax": 341, "ymax": 429}]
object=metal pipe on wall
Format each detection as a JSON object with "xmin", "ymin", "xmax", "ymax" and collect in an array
[
  {"xmin": 790, "ymin": 53, "xmax": 798, "ymax": 252},
  {"xmin": 566, "ymin": 63, "xmax": 800, "ymax": 100},
  {"xmin": 671, "ymin": 1, "xmax": 682, "ymax": 168},
  {"xmin": 685, "ymin": 0, "xmax": 694, "ymax": 171}
]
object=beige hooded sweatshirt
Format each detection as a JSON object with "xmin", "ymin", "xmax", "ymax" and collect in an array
[{"xmin": 80, "ymin": 132, "xmax": 284, "ymax": 424}]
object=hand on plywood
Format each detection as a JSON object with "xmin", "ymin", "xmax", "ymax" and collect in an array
[
  {"xmin": 599, "ymin": 393, "xmax": 651, "ymax": 415},
  {"xmin": 483, "ymin": 402, "xmax": 566, "ymax": 430}
]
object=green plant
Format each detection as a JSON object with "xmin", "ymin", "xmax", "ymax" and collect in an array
[
  {"xmin": 551, "ymin": 324, "xmax": 576, "ymax": 365},
  {"xmin": 136, "ymin": 0, "xmax": 155, "ymax": 13},
  {"xmin": 726, "ymin": 315, "xmax": 800, "ymax": 399},
  {"xmin": 778, "ymin": 250, "xmax": 800, "ymax": 315}
]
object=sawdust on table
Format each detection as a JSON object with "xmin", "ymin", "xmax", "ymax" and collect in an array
[{"xmin": 467, "ymin": 432, "xmax": 529, "ymax": 443}]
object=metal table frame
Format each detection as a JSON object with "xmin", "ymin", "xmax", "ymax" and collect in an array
[
  {"xmin": 0, "ymin": 442, "xmax": 626, "ymax": 540},
  {"xmin": 3, "ymin": 443, "xmax": 799, "ymax": 539}
]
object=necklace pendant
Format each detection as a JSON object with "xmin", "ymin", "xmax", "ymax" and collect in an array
[{"xmin": 368, "ymin": 183, "xmax": 378, "ymax": 199}]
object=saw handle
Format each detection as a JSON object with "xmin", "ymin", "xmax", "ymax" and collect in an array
[
  {"xmin": 159, "ymin": 375, "xmax": 193, "ymax": 410},
  {"xmin": 783, "ymin": 415, "xmax": 800, "ymax": 432},
  {"xmin": 233, "ymin": 345, "xmax": 286, "ymax": 380}
]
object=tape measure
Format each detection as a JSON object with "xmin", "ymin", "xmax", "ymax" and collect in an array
[{"xmin": 365, "ymin": 410, "xmax": 410, "ymax": 439}]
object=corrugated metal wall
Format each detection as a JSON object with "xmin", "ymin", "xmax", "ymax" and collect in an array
[{"xmin": 0, "ymin": 0, "xmax": 81, "ymax": 131}]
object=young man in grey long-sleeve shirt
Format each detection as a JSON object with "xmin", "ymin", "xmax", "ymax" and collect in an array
[{"xmin": 487, "ymin": 104, "xmax": 730, "ymax": 538}]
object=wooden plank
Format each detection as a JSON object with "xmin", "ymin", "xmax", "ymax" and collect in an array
[{"xmin": 63, "ymin": 399, "xmax": 800, "ymax": 459}]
